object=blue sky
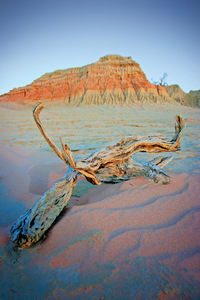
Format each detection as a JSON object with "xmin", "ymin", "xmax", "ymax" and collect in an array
[{"xmin": 0, "ymin": 0, "xmax": 199, "ymax": 95}]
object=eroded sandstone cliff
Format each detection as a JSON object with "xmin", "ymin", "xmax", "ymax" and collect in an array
[
  {"xmin": 164, "ymin": 85, "xmax": 186, "ymax": 103},
  {"xmin": 0, "ymin": 55, "xmax": 175, "ymax": 106},
  {"xmin": 165, "ymin": 85, "xmax": 200, "ymax": 107},
  {"xmin": 184, "ymin": 90, "xmax": 200, "ymax": 107}
]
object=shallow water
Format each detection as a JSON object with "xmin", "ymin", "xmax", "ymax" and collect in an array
[{"xmin": 0, "ymin": 103, "xmax": 200, "ymax": 174}]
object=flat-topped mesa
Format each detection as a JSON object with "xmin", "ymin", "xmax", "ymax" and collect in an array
[
  {"xmin": 98, "ymin": 54, "xmax": 139, "ymax": 68},
  {"xmin": 0, "ymin": 55, "xmax": 173, "ymax": 106}
]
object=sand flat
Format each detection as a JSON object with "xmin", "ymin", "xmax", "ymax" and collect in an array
[{"xmin": 0, "ymin": 104, "xmax": 200, "ymax": 299}]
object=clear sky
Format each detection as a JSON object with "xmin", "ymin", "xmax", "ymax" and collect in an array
[{"xmin": 0, "ymin": 0, "xmax": 199, "ymax": 95}]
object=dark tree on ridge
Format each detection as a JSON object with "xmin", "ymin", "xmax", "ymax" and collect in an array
[
  {"xmin": 151, "ymin": 72, "xmax": 168, "ymax": 86},
  {"xmin": 159, "ymin": 72, "xmax": 168, "ymax": 86}
]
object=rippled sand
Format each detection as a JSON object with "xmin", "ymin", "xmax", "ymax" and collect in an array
[{"xmin": 0, "ymin": 103, "xmax": 200, "ymax": 299}]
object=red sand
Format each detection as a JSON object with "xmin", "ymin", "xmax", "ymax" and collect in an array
[{"xmin": 0, "ymin": 144, "xmax": 200, "ymax": 298}]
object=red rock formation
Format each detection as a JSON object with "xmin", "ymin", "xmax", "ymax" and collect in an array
[{"xmin": 0, "ymin": 55, "xmax": 175, "ymax": 105}]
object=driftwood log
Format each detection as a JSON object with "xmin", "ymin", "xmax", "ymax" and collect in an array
[{"xmin": 10, "ymin": 103, "xmax": 186, "ymax": 248}]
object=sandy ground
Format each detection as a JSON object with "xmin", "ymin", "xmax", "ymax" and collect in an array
[
  {"xmin": 0, "ymin": 103, "xmax": 200, "ymax": 299},
  {"xmin": 0, "ymin": 143, "xmax": 200, "ymax": 299}
]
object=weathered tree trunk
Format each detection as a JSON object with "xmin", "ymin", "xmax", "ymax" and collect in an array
[
  {"xmin": 9, "ymin": 103, "xmax": 186, "ymax": 248},
  {"xmin": 10, "ymin": 168, "xmax": 77, "ymax": 248},
  {"xmin": 96, "ymin": 156, "xmax": 173, "ymax": 184}
]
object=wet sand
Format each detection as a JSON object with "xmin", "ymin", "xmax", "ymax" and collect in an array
[{"xmin": 0, "ymin": 104, "xmax": 200, "ymax": 299}]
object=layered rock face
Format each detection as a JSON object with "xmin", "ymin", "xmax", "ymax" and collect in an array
[
  {"xmin": 164, "ymin": 85, "xmax": 186, "ymax": 103},
  {"xmin": 184, "ymin": 90, "xmax": 200, "ymax": 107},
  {"xmin": 0, "ymin": 55, "xmax": 175, "ymax": 106},
  {"xmin": 165, "ymin": 85, "xmax": 200, "ymax": 107}
]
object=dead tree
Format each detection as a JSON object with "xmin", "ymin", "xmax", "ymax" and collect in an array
[
  {"xmin": 159, "ymin": 72, "xmax": 168, "ymax": 86},
  {"xmin": 10, "ymin": 103, "xmax": 186, "ymax": 248}
]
